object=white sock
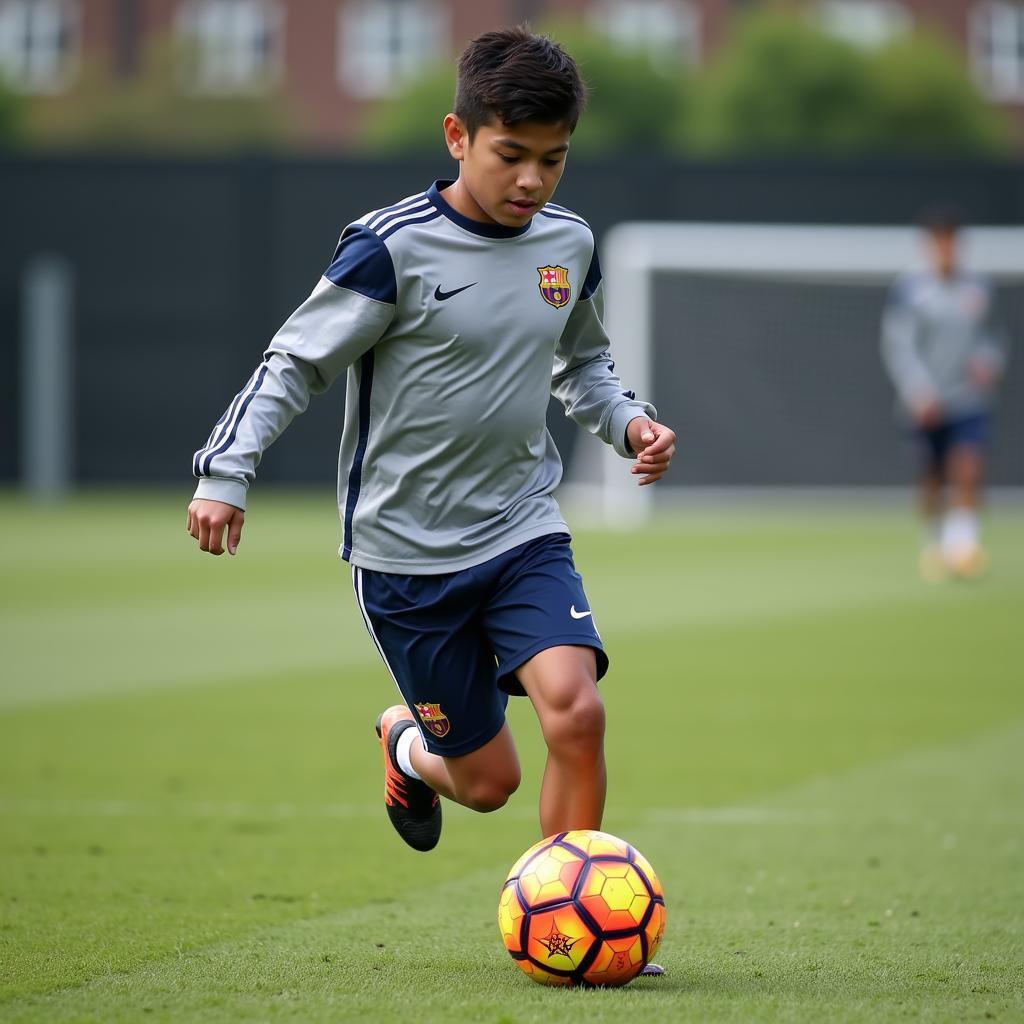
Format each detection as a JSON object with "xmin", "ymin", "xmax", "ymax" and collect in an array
[
  {"xmin": 395, "ymin": 725, "xmax": 423, "ymax": 780},
  {"xmin": 941, "ymin": 508, "xmax": 979, "ymax": 557}
]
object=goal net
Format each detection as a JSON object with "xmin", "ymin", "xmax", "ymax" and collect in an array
[{"xmin": 560, "ymin": 223, "xmax": 1024, "ymax": 526}]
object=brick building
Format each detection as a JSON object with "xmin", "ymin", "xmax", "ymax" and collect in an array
[{"xmin": 0, "ymin": 0, "xmax": 1021, "ymax": 148}]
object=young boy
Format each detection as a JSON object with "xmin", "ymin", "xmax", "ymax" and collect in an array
[
  {"xmin": 881, "ymin": 209, "xmax": 1006, "ymax": 580},
  {"xmin": 187, "ymin": 27, "xmax": 675, "ymax": 857}
]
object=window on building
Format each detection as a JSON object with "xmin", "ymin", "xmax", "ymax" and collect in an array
[
  {"xmin": 590, "ymin": 0, "xmax": 701, "ymax": 69},
  {"xmin": 338, "ymin": 0, "xmax": 447, "ymax": 99},
  {"xmin": 177, "ymin": 0, "xmax": 283, "ymax": 94},
  {"xmin": 971, "ymin": 1, "xmax": 1024, "ymax": 101},
  {"xmin": 0, "ymin": 0, "xmax": 77, "ymax": 94},
  {"xmin": 817, "ymin": 0, "xmax": 909, "ymax": 49}
]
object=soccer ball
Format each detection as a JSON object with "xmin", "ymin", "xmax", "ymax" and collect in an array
[{"xmin": 497, "ymin": 829, "xmax": 665, "ymax": 987}]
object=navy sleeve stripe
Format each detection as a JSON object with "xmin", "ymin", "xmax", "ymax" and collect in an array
[
  {"xmin": 193, "ymin": 406, "xmax": 232, "ymax": 477},
  {"xmin": 325, "ymin": 225, "xmax": 397, "ymax": 304},
  {"xmin": 366, "ymin": 192, "xmax": 428, "ymax": 231},
  {"xmin": 196, "ymin": 362, "xmax": 270, "ymax": 477},
  {"xmin": 193, "ymin": 365, "xmax": 264, "ymax": 477},
  {"xmin": 342, "ymin": 350, "xmax": 375, "ymax": 560},
  {"xmin": 581, "ymin": 244, "xmax": 602, "ymax": 301}
]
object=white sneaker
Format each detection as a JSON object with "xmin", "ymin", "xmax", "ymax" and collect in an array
[{"xmin": 946, "ymin": 544, "xmax": 988, "ymax": 580}]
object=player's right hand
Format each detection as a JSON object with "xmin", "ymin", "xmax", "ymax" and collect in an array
[
  {"xmin": 912, "ymin": 397, "xmax": 942, "ymax": 430},
  {"xmin": 187, "ymin": 499, "xmax": 245, "ymax": 556}
]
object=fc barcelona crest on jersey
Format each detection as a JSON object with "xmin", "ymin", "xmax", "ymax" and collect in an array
[
  {"xmin": 538, "ymin": 265, "xmax": 571, "ymax": 309},
  {"xmin": 414, "ymin": 702, "xmax": 450, "ymax": 738}
]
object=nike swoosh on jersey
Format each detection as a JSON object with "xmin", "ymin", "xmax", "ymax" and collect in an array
[
  {"xmin": 570, "ymin": 606, "xmax": 592, "ymax": 619},
  {"xmin": 434, "ymin": 282, "xmax": 477, "ymax": 301}
]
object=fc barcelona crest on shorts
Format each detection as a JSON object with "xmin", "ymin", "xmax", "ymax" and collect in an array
[
  {"xmin": 537, "ymin": 265, "xmax": 571, "ymax": 309},
  {"xmin": 414, "ymin": 702, "xmax": 450, "ymax": 738}
]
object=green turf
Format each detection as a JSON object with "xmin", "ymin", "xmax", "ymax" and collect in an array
[{"xmin": 1, "ymin": 491, "xmax": 1022, "ymax": 1022}]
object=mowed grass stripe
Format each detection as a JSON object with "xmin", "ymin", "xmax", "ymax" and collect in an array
[
  {"xmin": 2, "ymin": 722, "xmax": 1021, "ymax": 1024},
  {"xmin": 4, "ymin": 495, "xmax": 1022, "ymax": 709},
  {"xmin": 0, "ymin": 572, "xmax": 995, "ymax": 710},
  {"xmin": 2, "ymin": 495, "xmax": 1022, "ymax": 1021}
]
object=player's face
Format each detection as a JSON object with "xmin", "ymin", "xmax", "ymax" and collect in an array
[
  {"xmin": 928, "ymin": 228, "xmax": 958, "ymax": 278},
  {"xmin": 442, "ymin": 115, "xmax": 571, "ymax": 228}
]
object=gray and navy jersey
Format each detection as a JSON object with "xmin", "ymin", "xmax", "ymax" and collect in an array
[
  {"xmin": 881, "ymin": 268, "xmax": 1007, "ymax": 418},
  {"xmin": 193, "ymin": 180, "xmax": 655, "ymax": 573}
]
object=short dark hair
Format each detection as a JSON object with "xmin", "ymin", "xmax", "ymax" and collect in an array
[
  {"xmin": 919, "ymin": 204, "xmax": 962, "ymax": 236},
  {"xmin": 454, "ymin": 26, "xmax": 588, "ymax": 139}
]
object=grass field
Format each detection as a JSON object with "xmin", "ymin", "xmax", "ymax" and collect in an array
[{"xmin": 1, "ymin": 490, "xmax": 1023, "ymax": 1022}]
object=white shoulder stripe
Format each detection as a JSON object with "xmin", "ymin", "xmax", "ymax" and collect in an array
[
  {"xmin": 545, "ymin": 202, "xmax": 588, "ymax": 218},
  {"xmin": 541, "ymin": 205, "xmax": 589, "ymax": 227},
  {"xmin": 363, "ymin": 192, "xmax": 430, "ymax": 230},
  {"xmin": 355, "ymin": 192, "xmax": 428, "ymax": 228},
  {"xmin": 372, "ymin": 199, "xmax": 435, "ymax": 236}
]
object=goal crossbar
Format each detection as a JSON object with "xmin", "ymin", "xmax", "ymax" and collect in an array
[{"xmin": 561, "ymin": 223, "xmax": 1024, "ymax": 525}]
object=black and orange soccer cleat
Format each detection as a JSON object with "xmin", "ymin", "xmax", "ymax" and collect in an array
[{"xmin": 375, "ymin": 705, "xmax": 442, "ymax": 852}]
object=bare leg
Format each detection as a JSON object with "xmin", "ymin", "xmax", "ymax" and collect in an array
[
  {"xmin": 919, "ymin": 464, "xmax": 944, "ymax": 530},
  {"xmin": 409, "ymin": 722, "xmax": 522, "ymax": 813},
  {"xmin": 940, "ymin": 444, "xmax": 986, "ymax": 576},
  {"xmin": 947, "ymin": 445, "xmax": 983, "ymax": 511},
  {"xmin": 515, "ymin": 645, "xmax": 605, "ymax": 836}
]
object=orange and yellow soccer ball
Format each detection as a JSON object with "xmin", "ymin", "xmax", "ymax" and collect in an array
[{"xmin": 497, "ymin": 829, "xmax": 665, "ymax": 987}]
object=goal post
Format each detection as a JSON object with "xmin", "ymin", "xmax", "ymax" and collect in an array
[{"xmin": 560, "ymin": 223, "xmax": 1024, "ymax": 526}]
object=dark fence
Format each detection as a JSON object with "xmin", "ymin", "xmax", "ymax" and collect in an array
[{"xmin": 2, "ymin": 155, "xmax": 1022, "ymax": 488}]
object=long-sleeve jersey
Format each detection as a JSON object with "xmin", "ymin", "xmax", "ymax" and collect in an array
[
  {"xmin": 193, "ymin": 180, "xmax": 655, "ymax": 574},
  {"xmin": 880, "ymin": 267, "xmax": 1006, "ymax": 419}
]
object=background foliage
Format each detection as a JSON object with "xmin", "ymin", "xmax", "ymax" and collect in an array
[
  {"xmin": 20, "ymin": 38, "xmax": 293, "ymax": 152},
  {"xmin": 2, "ymin": 11, "xmax": 1011, "ymax": 156},
  {"xmin": 0, "ymin": 78, "xmax": 24, "ymax": 148},
  {"xmin": 361, "ymin": 11, "xmax": 1010, "ymax": 157}
]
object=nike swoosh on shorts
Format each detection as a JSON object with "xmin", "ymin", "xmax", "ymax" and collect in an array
[{"xmin": 570, "ymin": 606, "xmax": 592, "ymax": 619}]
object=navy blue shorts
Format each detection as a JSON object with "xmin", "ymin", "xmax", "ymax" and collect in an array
[
  {"xmin": 352, "ymin": 533, "xmax": 608, "ymax": 757},
  {"xmin": 916, "ymin": 413, "xmax": 990, "ymax": 471}
]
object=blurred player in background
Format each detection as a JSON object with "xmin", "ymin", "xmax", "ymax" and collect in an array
[
  {"xmin": 186, "ymin": 27, "xmax": 675, "ymax": 880},
  {"xmin": 881, "ymin": 208, "xmax": 1007, "ymax": 580}
]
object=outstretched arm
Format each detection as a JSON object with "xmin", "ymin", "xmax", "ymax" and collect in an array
[{"xmin": 187, "ymin": 223, "xmax": 396, "ymax": 556}]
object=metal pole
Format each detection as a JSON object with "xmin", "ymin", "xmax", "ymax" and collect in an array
[
  {"xmin": 21, "ymin": 256, "xmax": 74, "ymax": 500},
  {"xmin": 601, "ymin": 227, "xmax": 654, "ymax": 527}
]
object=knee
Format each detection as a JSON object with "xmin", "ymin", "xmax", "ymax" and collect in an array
[
  {"xmin": 543, "ymin": 686, "xmax": 606, "ymax": 756},
  {"xmin": 459, "ymin": 768, "xmax": 521, "ymax": 813}
]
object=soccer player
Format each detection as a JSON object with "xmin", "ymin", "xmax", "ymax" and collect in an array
[
  {"xmin": 881, "ymin": 208, "xmax": 1007, "ymax": 580},
  {"xmin": 187, "ymin": 26, "xmax": 675, "ymax": 859}
]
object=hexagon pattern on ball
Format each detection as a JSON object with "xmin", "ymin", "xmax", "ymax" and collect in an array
[{"xmin": 497, "ymin": 829, "xmax": 665, "ymax": 987}]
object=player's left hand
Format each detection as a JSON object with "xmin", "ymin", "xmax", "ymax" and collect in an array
[
  {"xmin": 968, "ymin": 356, "xmax": 998, "ymax": 391},
  {"xmin": 627, "ymin": 418, "xmax": 676, "ymax": 486}
]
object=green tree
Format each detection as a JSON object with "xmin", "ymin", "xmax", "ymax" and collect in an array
[
  {"xmin": 688, "ymin": 11, "xmax": 880, "ymax": 154},
  {"xmin": 0, "ymin": 78, "xmax": 25, "ymax": 149},
  {"xmin": 866, "ymin": 31, "xmax": 1008, "ymax": 154},
  {"xmin": 357, "ymin": 22, "xmax": 689, "ymax": 154},
  {"xmin": 685, "ymin": 9, "xmax": 1010, "ymax": 156},
  {"xmin": 539, "ymin": 21, "xmax": 689, "ymax": 154},
  {"xmin": 24, "ymin": 38, "xmax": 294, "ymax": 152},
  {"xmin": 358, "ymin": 64, "xmax": 455, "ymax": 153}
]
